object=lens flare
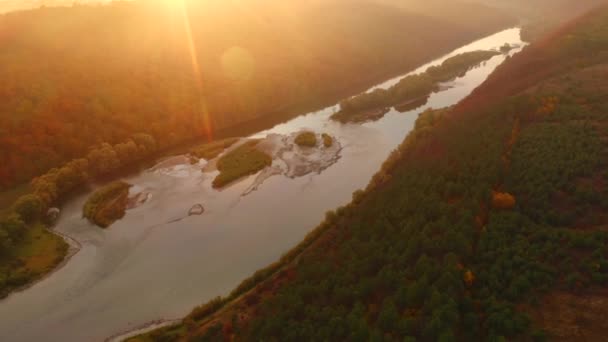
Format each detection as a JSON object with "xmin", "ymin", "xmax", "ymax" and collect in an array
[{"xmin": 174, "ymin": 0, "xmax": 213, "ymax": 140}]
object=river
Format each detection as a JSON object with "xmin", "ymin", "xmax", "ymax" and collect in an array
[{"xmin": 0, "ymin": 28, "xmax": 524, "ymax": 341}]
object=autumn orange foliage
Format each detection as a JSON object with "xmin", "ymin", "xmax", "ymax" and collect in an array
[
  {"xmin": 492, "ymin": 191, "xmax": 516, "ymax": 210},
  {"xmin": 464, "ymin": 270, "xmax": 475, "ymax": 287}
]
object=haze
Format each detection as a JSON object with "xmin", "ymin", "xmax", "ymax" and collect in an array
[{"xmin": 1, "ymin": 1, "xmax": 607, "ymax": 341}]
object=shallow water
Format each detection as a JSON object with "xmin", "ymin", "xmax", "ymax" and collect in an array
[{"xmin": 0, "ymin": 28, "xmax": 524, "ymax": 342}]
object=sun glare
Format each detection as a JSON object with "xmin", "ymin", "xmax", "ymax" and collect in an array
[{"xmin": 170, "ymin": 0, "xmax": 214, "ymax": 140}]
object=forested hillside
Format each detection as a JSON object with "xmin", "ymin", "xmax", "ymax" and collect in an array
[
  {"xmin": 134, "ymin": 5, "xmax": 608, "ymax": 341},
  {"xmin": 0, "ymin": 0, "xmax": 513, "ymax": 190},
  {"xmin": 470, "ymin": 0, "xmax": 607, "ymax": 41}
]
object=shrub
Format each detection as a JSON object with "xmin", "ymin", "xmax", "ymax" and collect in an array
[
  {"xmin": 12, "ymin": 194, "xmax": 45, "ymax": 223},
  {"xmin": 322, "ymin": 133, "xmax": 334, "ymax": 148},
  {"xmin": 492, "ymin": 192, "xmax": 516, "ymax": 210},
  {"xmin": 295, "ymin": 132, "xmax": 317, "ymax": 148}
]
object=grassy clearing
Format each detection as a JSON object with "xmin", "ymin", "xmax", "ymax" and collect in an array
[
  {"xmin": 189, "ymin": 138, "xmax": 240, "ymax": 161},
  {"xmin": 212, "ymin": 141, "xmax": 272, "ymax": 188},
  {"xmin": 0, "ymin": 223, "xmax": 68, "ymax": 298},
  {"xmin": 295, "ymin": 132, "xmax": 317, "ymax": 148},
  {"xmin": 83, "ymin": 181, "xmax": 132, "ymax": 228}
]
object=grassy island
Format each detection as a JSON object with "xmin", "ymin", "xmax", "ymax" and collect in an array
[
  {"xmin": 83, "ymin": 181, "xmax": 132, "ymax": 228},
  {"xmin": 212, "ymin": 141, "xmax": 272, "ymax": 188},
  {"xmin": 333, "ymin": 50, "xmax": 500, "ymax": 123},
  {"xmin": 426, "ymin": 50, "xmax": 501, "ymax": 82},
  {"xmin": 500, "ymin": 43, "xmax": 514, "ymax": 53},
  {"xmin": 295, "ymin": 132, "xmax": 317, "ymax": 147}
]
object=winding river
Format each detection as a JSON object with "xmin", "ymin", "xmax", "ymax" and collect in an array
[{"xmin": 0, "ymin": 28, "xmax": 524, "ymax": 341}]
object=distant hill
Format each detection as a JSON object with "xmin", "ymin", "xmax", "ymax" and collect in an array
[
  {"xmin": 470, "ymin": 0, "xmax": 608, "ymax": 40},
  {"xmin": 134, "ymin": 4, "xmax": 608, "ymax": 341},
  {"xmin": 0, "ymin": 0, "xmax": 513, "ymax": 189},
  {"xmin": 0, "ymin": 0, "xmax": 108, "ymax": 14}
]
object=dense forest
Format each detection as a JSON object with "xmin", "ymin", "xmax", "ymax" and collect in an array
[
  {"xmin": 0, "ymin": 0, "xmax": 514, "ymax": 190},
  {"xmin": 471, "ymin": 0, "xmax": 608, "ymax": 41},
  {"xmin": 133, "ymin": 5, "xmax": 608, "ymax": 341}
]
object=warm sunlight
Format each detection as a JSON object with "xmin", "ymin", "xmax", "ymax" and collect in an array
[{"xmin": 1, "ymin": 1, "xmax": 608, "ymax": 341}]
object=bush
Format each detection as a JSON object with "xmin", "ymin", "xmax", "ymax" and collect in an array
[
  {"xmin": 492, "ymin": 192, "xmax": 516, "ymax": 210},
  {"xmin": 12, "ymin": 194, "xmax": 45, "ymax": 223},
  {"xmin": 83, "ymin": 181, "xmax": 132, "ymax": 228},
  {"xmin": 322, "ymin": 134, "xmax": 334, "ymax": 148},
  {"xmin": 189, "ymin": 297, "xmax": 226, "ymax": 321},
  {"xmin": 295, "ymin": 132, "xmax": 317, "ymax": 148}
]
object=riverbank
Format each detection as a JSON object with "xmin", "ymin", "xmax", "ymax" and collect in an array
[
  {"xmin": 3, "ymin": 226, "xmax": 82, "ymax": 301},
  {"xmin": 0, "ymin": 223, "xmax": 74, "ymax": 300}
]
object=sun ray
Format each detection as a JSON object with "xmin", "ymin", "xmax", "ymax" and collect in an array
[{"xmin": 175, "ymin": 0, "xmax": 213, "ymax": 141}]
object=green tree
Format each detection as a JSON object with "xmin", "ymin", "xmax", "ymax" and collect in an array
[
  {"xmin": 0, "ymin": 228, "xmax": 12, "ymax": 256},
  {"xmin": 0, "ymin": 214, "xmax": 26, "ymax": 242},
  {"xmin": 378, "ymin": 298, "xmax": 399, "ymax": 332},
  {"xmin": 87, "ymin": 143, "xmax": 120, "ymax": 176},
  {"xmin": 12, "ymin": 194, "xmax": 44, "ymax": 223}
]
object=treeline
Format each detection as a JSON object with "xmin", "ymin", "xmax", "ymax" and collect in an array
[
  {"xmin": 333, "ymin": 50, "xmax": 500, "ymax": 122},
  {"xmin": 135, "ymin": 6, "xmax": 608, "ymax": 341},
  {"xmin": 0, "ymin": 133, "xmax": 157, "ymax": 297},
  {"xmin": 28, "ymin": 133, "xmax": 157, "ymax": 213},
  {"xmin": 0, "ymin": 0, "xmax": 514, "ymax": 189}
]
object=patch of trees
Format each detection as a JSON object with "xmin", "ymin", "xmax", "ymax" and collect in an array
[
  {"xmin": 506, "ymin": 111, "xmax": 604, "ymax": 226},
  {"xmin": 24, "ymin": 133, "xmax": 157, "ymax": 214},
  {"xmin": 83, "ymin": 181, "xmax": 132, "ymax": 228},
  {"xmin": 333, "ymin": 51, "xmax": 499, "ymax": 123}
]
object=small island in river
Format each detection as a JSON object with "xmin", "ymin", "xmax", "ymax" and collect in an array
[
  {"xmin": 83, "ymin": 181, "xmax": 132, "ymax": 228},
  {"xmin": 332, "ymin": 50, "xmax": 501, "ymax": 123},
  {"xmin": 212, "ymin": 140, "xmax": 273, "ymax": 189}
]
